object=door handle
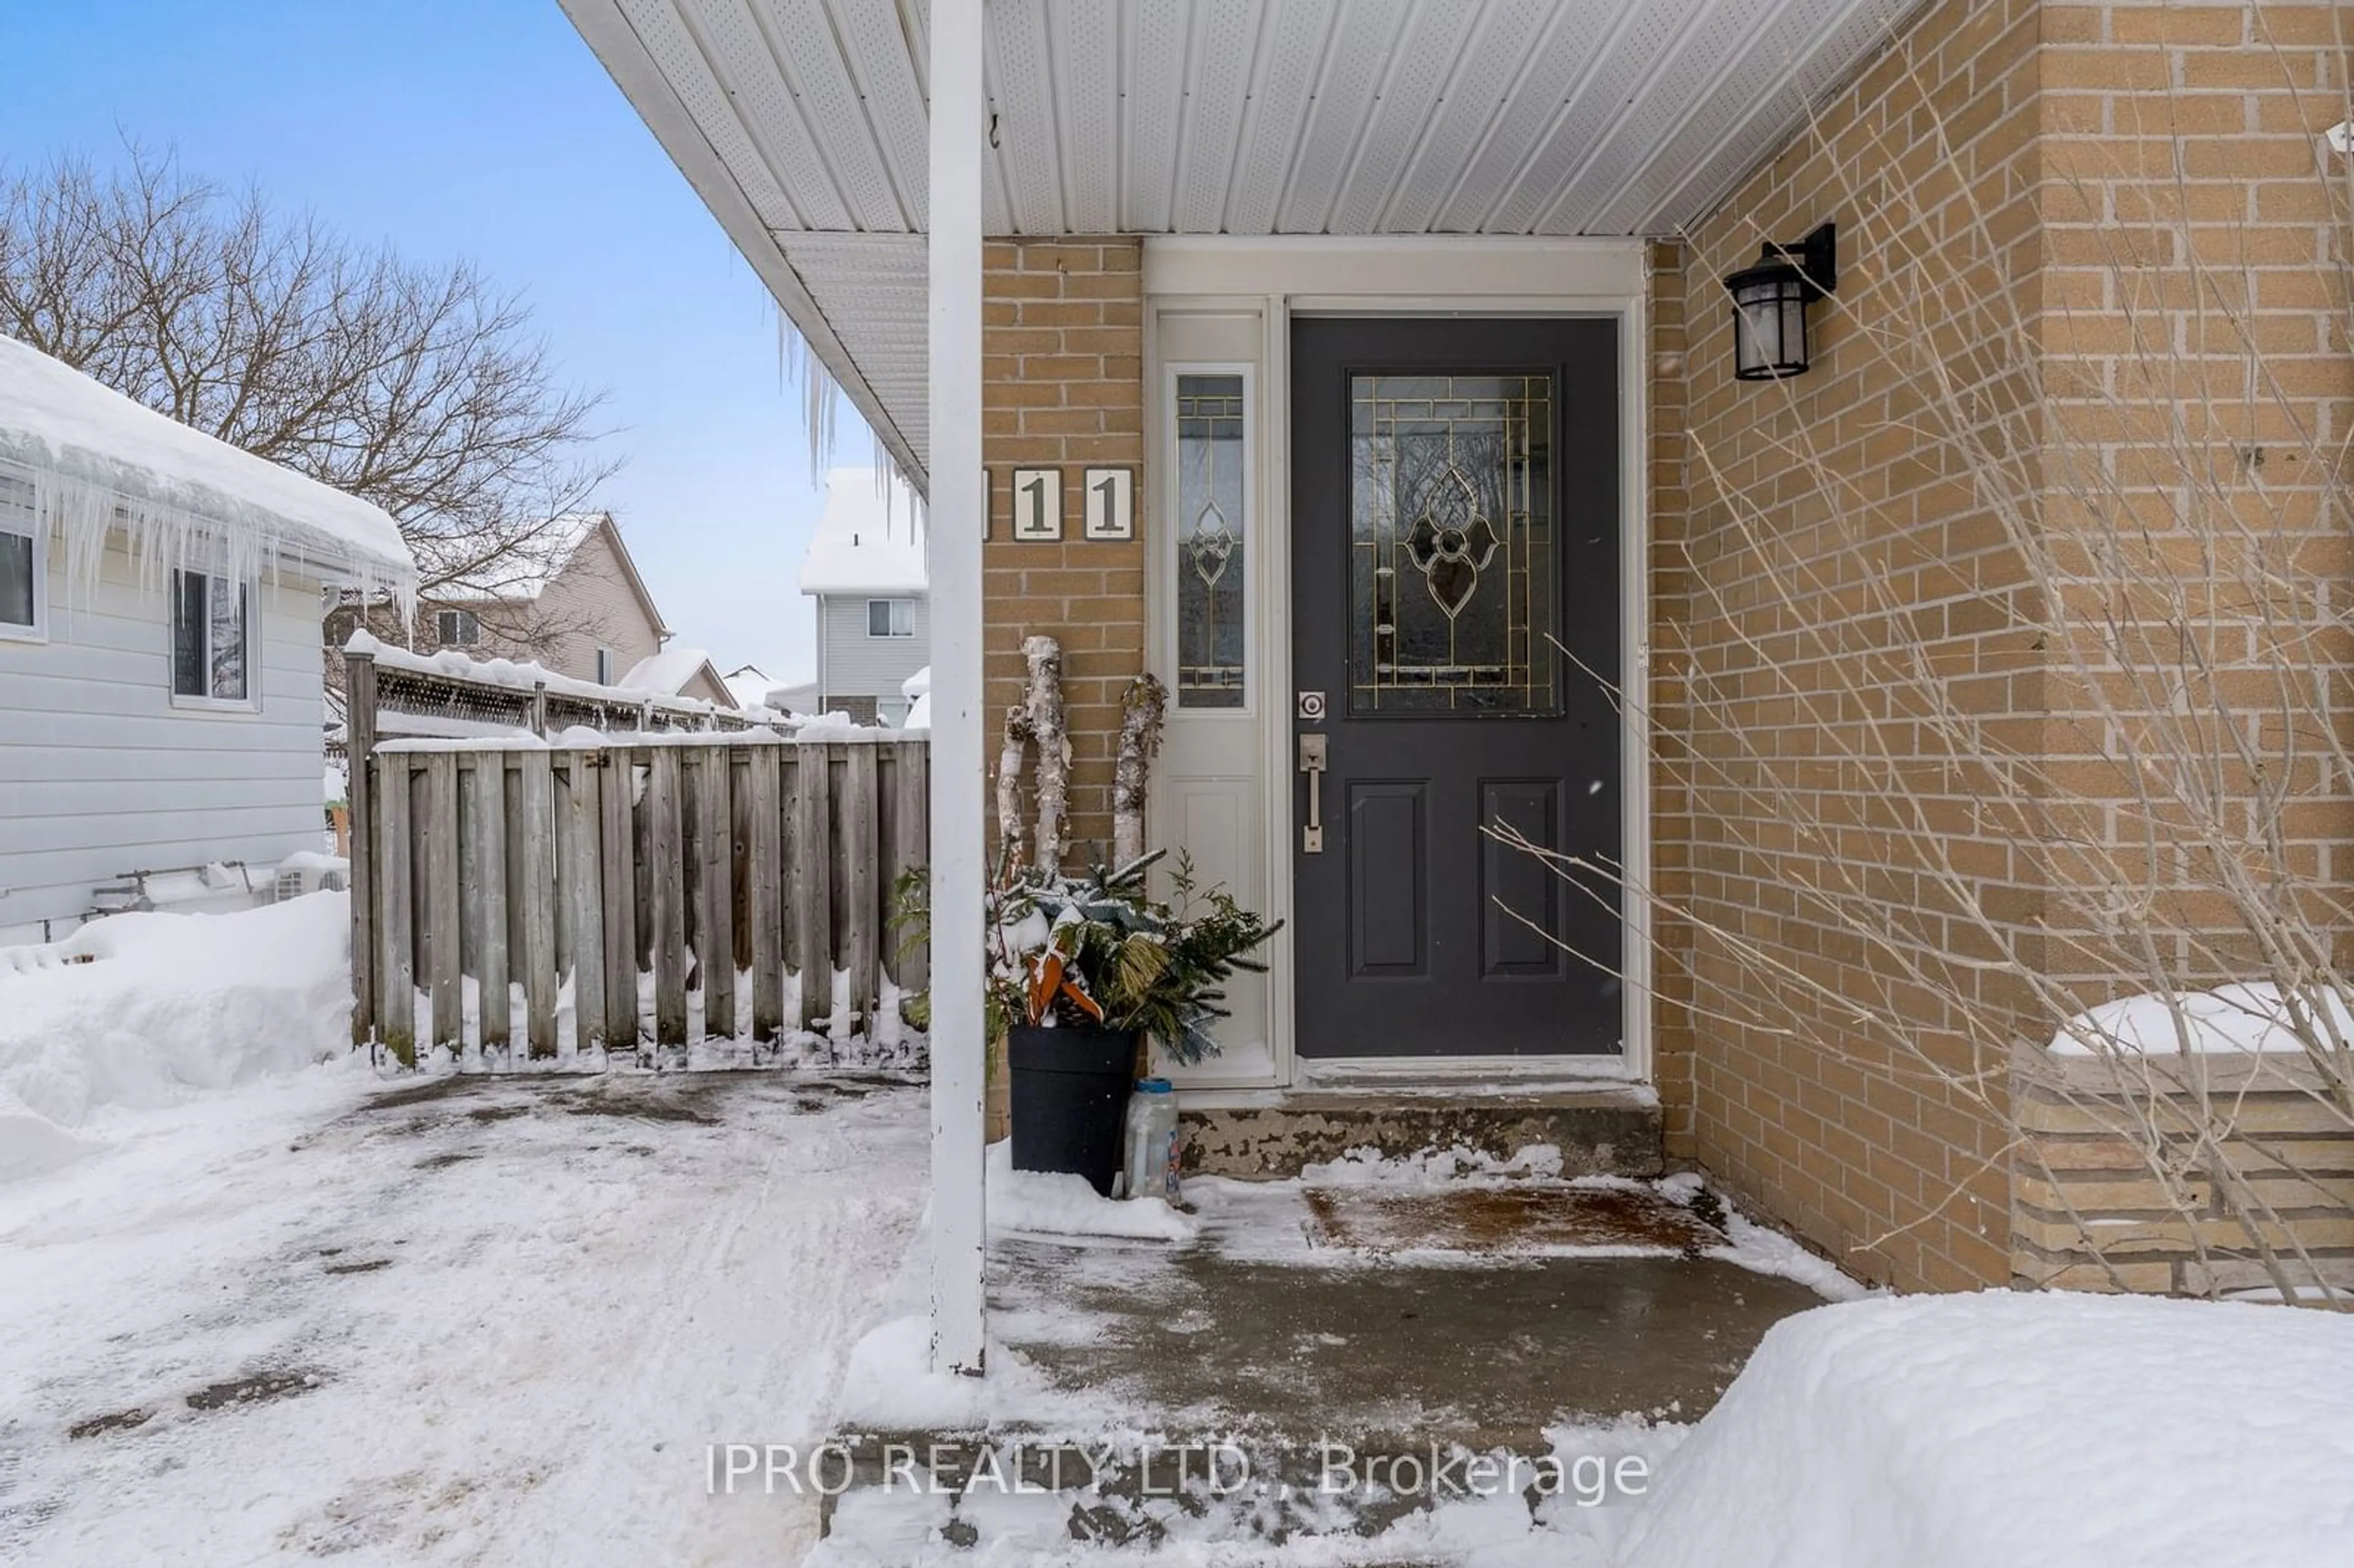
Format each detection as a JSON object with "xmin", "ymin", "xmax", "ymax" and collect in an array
[{"xmin": 1298, "ymin": 733, "xmax": 1328, "ymax": 854}]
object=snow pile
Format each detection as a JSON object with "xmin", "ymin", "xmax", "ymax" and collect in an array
[
  {"xmin": 2049, "ymin": 981, "xmax": 2354, "ymax": 1056},
  {"xmin": 0, "ymin": 894, "xmax": 352, "ymax": 1179},
  {"xmin": 798, "ymin": 467, "xmax": 926, "ymax": 596},
  {"xmin": 901, "ymin": 664, "xmax": 931, "ymax": 731},
  {"xmin": 1621, "ymin": 1292, "xmax": 2354, "ymax": 1568},
  {"xmin": 986, "ymin": 1140, "xmax": 1197, "ymax": 1243}
]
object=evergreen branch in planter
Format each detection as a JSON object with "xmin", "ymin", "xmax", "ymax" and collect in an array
[{"xmin": 889, "ymin": 849, "xmax": 1278, "ymax": 1067}]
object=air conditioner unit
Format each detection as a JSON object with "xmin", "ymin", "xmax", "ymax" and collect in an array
[{"xmin": 273, "ymin": 854, "xmax": 351, "ymax": 902}]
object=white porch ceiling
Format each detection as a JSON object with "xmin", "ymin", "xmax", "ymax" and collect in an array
[{"xmin": 562, "ymin": 0, "xmax": 1920, "ymax": 485}]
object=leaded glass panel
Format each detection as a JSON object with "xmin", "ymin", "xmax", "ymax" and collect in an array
[
  {"xmin": 1175, "ymin": 373, "xmax": 1246, "ymax": 708},
  {"xmin": 1347, "ymin": 373, "xmax": 1556, "ymax": 714}
]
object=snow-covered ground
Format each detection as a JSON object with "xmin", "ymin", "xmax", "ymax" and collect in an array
[
  {"xmin": 0, "ymin": 1062, "xmax": 929, "ymax": 1564},
  {"xmin": 1, "ymin": 893, "xmax": 356, "ymax": 1181},
  {"xmin": 9, "ymin": 900, "xmax": 2352, "ymax": 1567}
]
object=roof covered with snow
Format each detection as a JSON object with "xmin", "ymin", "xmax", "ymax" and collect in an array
[
  {"xmin": 622, "ymin": 645, "xmax": 723, "ymax": 699},
  {"xmin": 722, "ymin": 664, "xmax": 774, "ymax": 710},
  {"xmin": 797, "ymin": 468, "xmax": 926, "ymax": 598},
  {"xmin": 0, "ymin": 334, "xmax": 413, "ymax": 586}
]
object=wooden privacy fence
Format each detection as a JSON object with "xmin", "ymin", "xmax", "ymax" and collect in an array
[{"xmin": 349, "ymin": 733, "xmax": 929, "ymax": 1065}]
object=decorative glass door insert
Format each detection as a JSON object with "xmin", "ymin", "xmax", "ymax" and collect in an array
[{"xmin": 1347, "ymin": 373, "xmax": 1556, "ymax": 714}]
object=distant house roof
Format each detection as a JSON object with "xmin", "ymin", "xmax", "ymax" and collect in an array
[
  {"xmin": 767, "ymin": 679, "xmax": 821, "ymax": 714},
  {"xmin": 0, "ymin": 333, "xmax": 414, "ymax": 588},
  {"xmin": 797, "ymin": 467, "xmax": 926, "ymax": 597},
  {"xmin": 429, "ymin": 510, "xmax": 673, "ymax": 639},
  {"xmin": 722, "ymin": 663, "xmax": 775, "ymax": 710},
  {"xmin": 622, "ymin": 645, "xmax": 730, "ymax": 702}
]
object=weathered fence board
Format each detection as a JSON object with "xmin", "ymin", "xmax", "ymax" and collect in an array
[
  {"xmin": 746, "ymin": 750, "xmax": 784, "ymax": 1043},
  {"xmin": 558, "ymin": 758, "xmax": 606, "ymax": 1050},
  {"xmin": 793, "ymin": 752, "xmax": 834, "ymax": 1027},
  {"xmin": 599, "ymin": 756, "xmax": 638, "ymax": 1038},
  {"xmin": 467, "ymin": 758, "xmax": 510, "ymax": 1052},
  {"xmin": 375, "ymin": 758, "xmax": 415, "ymax": 1065},
  {"xmin": 843, "ymin": 743, "xmax": 879, "ymax": 1033},
  {"xmin": 649, "ymin": 748, "xmax": 688, "ymax": 1048},
  {"xmin": 352, "ymin": 735, "xmax": 929, "ymax": 1062},
  {"xmin": 424, "ymin": 753, "xmax": 463, "ymax": 1055},
  {"xmin": 512, "ymin": 752, "xmax": 555, "ymax": 1058}
]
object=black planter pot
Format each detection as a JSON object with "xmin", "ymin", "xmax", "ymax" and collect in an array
[{"xmin": 1007, "ymin": 1024, "xmax": 1137, "ymax": 1197}]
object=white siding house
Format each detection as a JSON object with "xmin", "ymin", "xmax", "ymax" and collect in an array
[
  {"xmin": 798, "ymin": 468, "xmax": 928, "ymax": 725},
  {"xmin": 0, "ymin": 337, "xmax": 414, "ymax": 944}
]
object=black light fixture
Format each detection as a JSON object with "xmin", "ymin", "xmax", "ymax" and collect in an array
[{"xmin": 1724, "ymin": 222, "xmax": 1837, "ymax": 381}]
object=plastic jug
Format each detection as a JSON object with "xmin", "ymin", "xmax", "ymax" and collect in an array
[{"xmin": 1121, "ymin": 1078, "xmax": 1180, "ymax": 1203}]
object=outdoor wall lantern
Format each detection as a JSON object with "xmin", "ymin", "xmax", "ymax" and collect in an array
[{"xmin": 1725, "ymin": 222, "xmax": 1838, "ymax": 381}]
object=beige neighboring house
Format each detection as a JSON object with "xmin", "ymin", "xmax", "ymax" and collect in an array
[{"xmin": 421, "ymin": 511, "xmax": 669, "ymax": 687}]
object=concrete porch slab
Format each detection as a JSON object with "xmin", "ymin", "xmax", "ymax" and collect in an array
[
  {"xmin": 990, "ymin": 1178, "xmax": 1821, "ymax": 1452},
  {"xmin": 818, "ymin": 1173, "xmax": 1836, "ymax": 1556}
]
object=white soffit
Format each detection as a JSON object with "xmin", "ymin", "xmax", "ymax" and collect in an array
[{"xmin": 563, "ymin": 0, "xmax": 1923, "ymax": 484}]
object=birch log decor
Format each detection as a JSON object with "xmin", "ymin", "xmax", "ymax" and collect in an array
[
  {"xmin": 996, "ymin": 706, "xmax": 1033, "ymax": 866},
  {"xmin": 1112, "ymin": 672, "xmax": 1168, "ymax": 868},
  {"xmin": 1021, "ymin": 634, "xmax": 1070, "ymax": 870}
]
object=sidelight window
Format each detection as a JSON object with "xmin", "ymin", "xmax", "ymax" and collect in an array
[{"xmin": 1174, "ymin": 371, "xmax": 1247, "ymax": 709}]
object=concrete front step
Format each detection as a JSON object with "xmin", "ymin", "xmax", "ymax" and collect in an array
[{"xmin": 1179, "ymin": 1087, "xmax": 1663, "ymax": 1179}]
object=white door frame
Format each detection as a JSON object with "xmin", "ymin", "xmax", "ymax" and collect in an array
[{"xmin": 1143, "ymin": 238, "xmax": 1656, "ymax": 1094}]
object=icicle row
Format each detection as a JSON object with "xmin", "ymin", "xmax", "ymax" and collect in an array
[{"xmin": 17, "ymin": 460, "xmax": 416, "ymax": 623}]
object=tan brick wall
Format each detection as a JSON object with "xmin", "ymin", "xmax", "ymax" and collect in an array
[
  {"xmin": 1655, "ymin": 0, "xmax": 2350, "ymax": 1293},
  {"xmin": 2032, "ymin": 1, "xmax": 2354, "ymax": 988},
  {"xmin": 1646, "ymin": 240, "xmax": 1699, "ymax": 1161},
  {"xmin": 983, "ymin": 238, "xmax": 1146, "ymax": 864},
  {"xmin": 1653, "ymin": 0, "xmax": 2047, "ymax": 1291}
]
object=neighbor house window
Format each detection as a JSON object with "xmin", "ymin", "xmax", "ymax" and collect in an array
[
  {"xmin": 867, "ymin": 598, "xmax": 915, "ymax": 637},
  {"xmin": 0, "ymin": 472, "xmax": 44, "ymax": 639},
  {"xmin": 594, "ymin": 647, "xmax": 615, "ymax": 685},
  {"xmin": 435, "ymin": 607, "xmax": 480, "ymax": 647},
  {"xmin": 170, "ymin": 569, "xmax": 253, "ymax": 704}
]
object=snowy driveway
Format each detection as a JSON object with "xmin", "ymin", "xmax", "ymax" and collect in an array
[{"xmin": 1, "ymin": 1067, "xmax": 929, "ymax": 1566}]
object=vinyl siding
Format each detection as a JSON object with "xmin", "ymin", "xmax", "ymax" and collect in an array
[
  {"xmin": 0, "ymin": 535, "xmax": 330, "ymax": 935},
  {"xmin": 817, "ymin": 593, "xmax": 929, "ymax": 723}
]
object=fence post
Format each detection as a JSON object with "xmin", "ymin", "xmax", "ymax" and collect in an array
[
  {"xmin": 530, "ymin": 680, "xmax": 550, "ymax": 739},
  {"xmin": 345, "ymin": 647, "xmax": 378, "ymax": 1048}
]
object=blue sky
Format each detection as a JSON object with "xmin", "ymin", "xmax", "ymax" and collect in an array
[{"xmin": 4, "ymin": 0, "xmax": 835, "ymax": 685}]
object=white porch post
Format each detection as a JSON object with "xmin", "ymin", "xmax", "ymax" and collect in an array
[{"xmin": 926, "ymin": 0, "xmax": 988, "ymax": 1376}]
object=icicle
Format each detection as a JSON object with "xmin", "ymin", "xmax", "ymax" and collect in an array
[
  {"xmin": 779, "ymin": 305, "xmax": 842, "ymax": 479},
  {"xmin": 28, "ymin": 462, "xmax": 415, "ymax": 626}
]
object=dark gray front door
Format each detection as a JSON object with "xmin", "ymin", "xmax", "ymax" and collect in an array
[{"xmin": 1291, "ymin": 316, "xmax": 1621, "ymax": 1058}]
